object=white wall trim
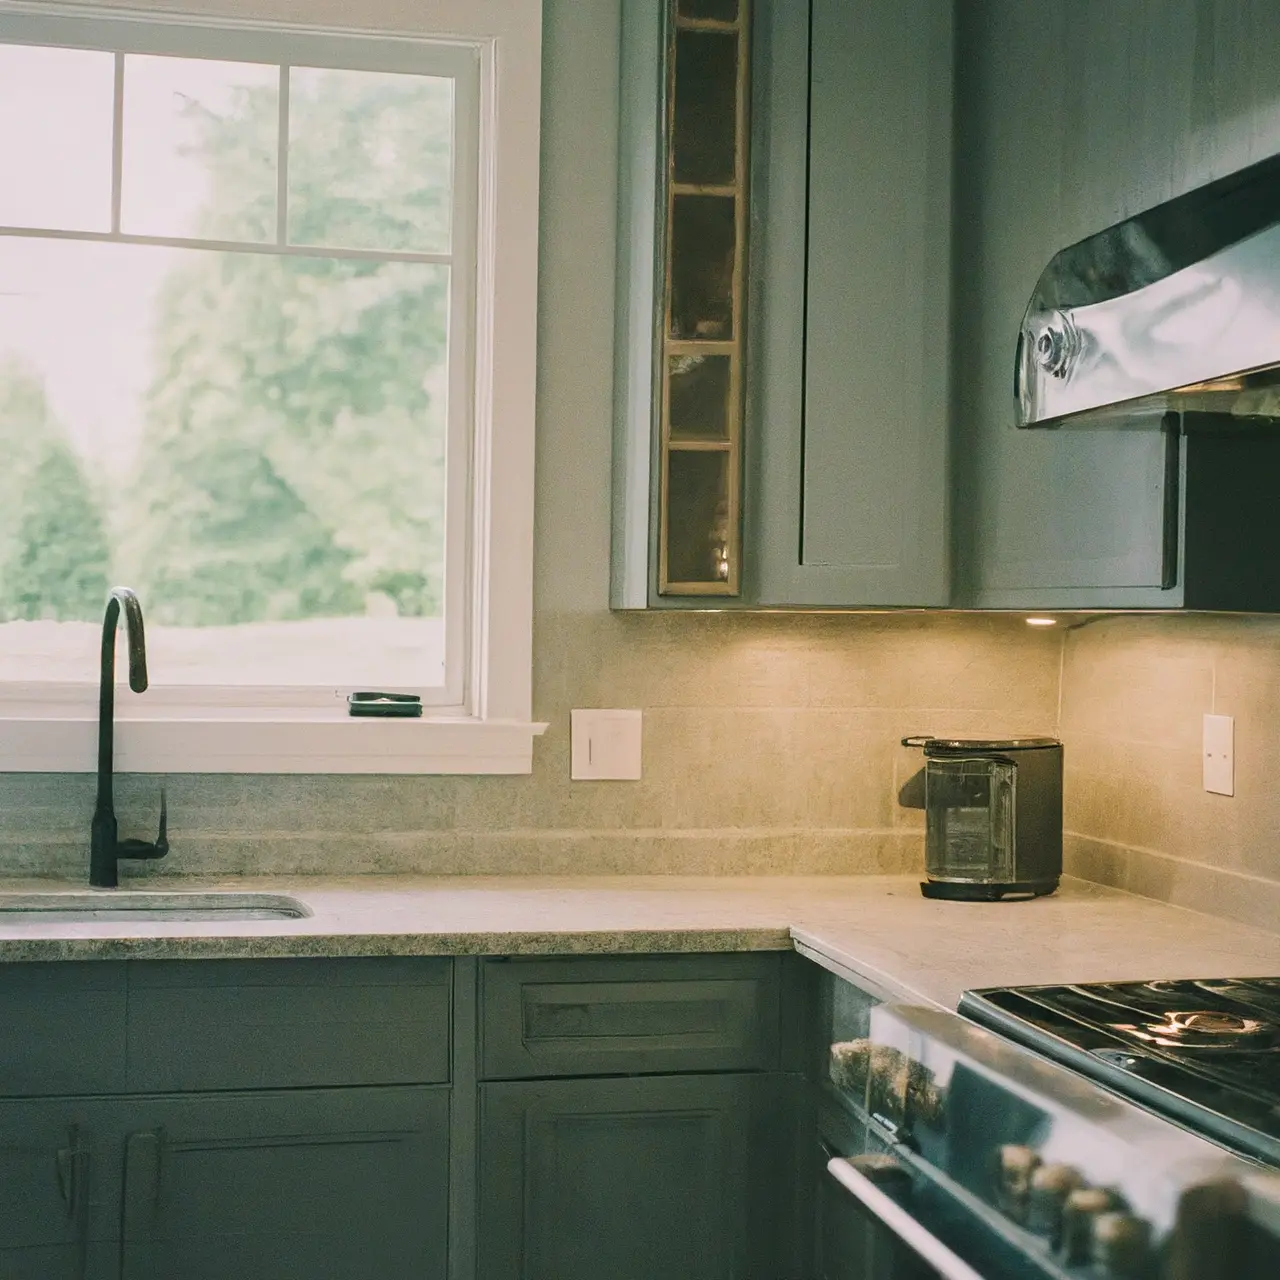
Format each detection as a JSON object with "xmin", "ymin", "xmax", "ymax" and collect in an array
[{"xmin": 0, "ymin": 713, "xmax": 548, "ymax": 773}]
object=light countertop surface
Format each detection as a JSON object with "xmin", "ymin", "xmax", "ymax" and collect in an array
[{"xmin": 2, "ymin": 874, "xmax": 1278, "ymax": 1008}]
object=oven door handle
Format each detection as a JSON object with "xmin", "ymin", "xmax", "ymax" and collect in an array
[{"xmin": 826, "ymin": 1156, "xmax": 988, "ymax": 1280}]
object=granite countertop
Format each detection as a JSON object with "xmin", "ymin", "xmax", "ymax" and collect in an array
[{"xmin": 2, "ymin": 874, "xmax": 1278, "ymax": 1008}]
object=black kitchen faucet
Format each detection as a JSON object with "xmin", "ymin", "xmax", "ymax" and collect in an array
[{"xmin": 89, "ymin": 587, "xmax": 168, "ymax": 888}]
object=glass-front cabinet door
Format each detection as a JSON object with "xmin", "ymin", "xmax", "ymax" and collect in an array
[
  {"xmin": 611, "ymin": 0, "xmax": 753, "ymax": 608},
  {"xmin": 658, "ymin": 0, "xmax": 750, "ymax": 595}
]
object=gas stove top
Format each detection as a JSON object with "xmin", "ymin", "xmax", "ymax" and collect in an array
[{"xmin": 960, "ymin": 977, "xmax": 1280, "ymax": 1167}]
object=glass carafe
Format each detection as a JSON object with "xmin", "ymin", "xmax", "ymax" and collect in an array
[{"xmin": 924, "ymin": 756, "xmax": 1016, "ymax": 885}]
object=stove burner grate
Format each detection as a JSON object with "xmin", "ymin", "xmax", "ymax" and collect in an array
[{"xmin": 1161, "ymin": 1010, "xmax": 1270, "ymax": 1037}]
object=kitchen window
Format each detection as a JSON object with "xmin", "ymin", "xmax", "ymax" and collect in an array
[{"xmin": 0, "ymin": 0, "xmax": 543, "ymax": 773}]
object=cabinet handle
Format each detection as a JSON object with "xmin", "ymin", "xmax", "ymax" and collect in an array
[
  {"xmin": 1160, "ymin": 414, "xmax": 1181, "ymax": 590},
  {"xmin": 55, "ymin": 1126, "xmax": 91, "ymax": 1280},
  {"xmin": 56, "ymin": 1126, "xmax": 87, "ymax": 1217},
  {"xmin": 826, "ymin": 1157, "xmax": 986, "ymax": 1280},
  {"xmin": 55, "ymin": 1140, "xmax": 76, "ymax": 1215}
]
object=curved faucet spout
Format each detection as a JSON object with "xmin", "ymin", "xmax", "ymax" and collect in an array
[
  {"xmin": 105, "ymin": 587, "xmax": 147, "ymax": 695},
  {"xmin": 91, "ymin": 588, "xmax": 166, "ymax": 888}
]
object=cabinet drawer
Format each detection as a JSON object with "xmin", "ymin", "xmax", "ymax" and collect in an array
[
  {"xmin": 126, "ymin": 957, "xmax": 452, "ymax": 1091},
  {"xmin": 480, "ymin": 954, "xmax": 780, "ymax": 1079},
  {"xmin": 0, "ymin": 962, "xmax": 127, "ymax": 1097}
]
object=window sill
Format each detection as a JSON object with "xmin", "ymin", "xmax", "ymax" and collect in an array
[{"xmin": 0, "ymin": 712, "xmax": 549, "ymax": 775}]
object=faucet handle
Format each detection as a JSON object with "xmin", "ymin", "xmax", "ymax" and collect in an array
[
  {"xmin": 115, "ymin": 789, "xmax": 169, "ymax": 863},
  {"xmin": 154, "ymin": 788, "xmax": 169, "ymax": 856}
]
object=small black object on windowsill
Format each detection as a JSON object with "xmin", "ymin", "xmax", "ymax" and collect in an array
[{"xmin": 347, "ymin": 692, "xmax": 424, "ymax": 718}]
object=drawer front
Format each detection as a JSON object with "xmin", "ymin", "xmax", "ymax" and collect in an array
[
  {"xmin": 127, "ymin": 957, "xmax": 452, "ymax": 1091},
  {"xmin": 0, "ymin": 962, "xmax": 127, "ymax": 1097},
  {"xmin": 481, "ymin": 954, "xmax": 780, "ymax": 1079}
]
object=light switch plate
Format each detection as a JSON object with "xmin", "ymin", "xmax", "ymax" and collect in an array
[
  {"xmin": 1203, "ymin": 713, "xmax": 1234, "ymax": 796},
  {"xmin": 571, "ymin": 709, "xmax": 643, "ymax": 780}
]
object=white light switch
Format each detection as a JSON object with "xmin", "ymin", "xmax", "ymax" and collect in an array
[
  {"xmin": 1203, "ymin": 713, "xmax": 1234, "ymax": 796},
  {"xmin": 571, "ymin": 709, "xmax": 643, "ymax": 780}
]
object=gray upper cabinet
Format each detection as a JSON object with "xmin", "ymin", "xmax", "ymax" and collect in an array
[
  {"xmin": 749, "ymin": 0, "xmax": 952, "ymax": 607},
  {"xmin": 612, "ymin": 0, "xmax": 954, "ymax": 609},
  {"xmin": 953, "ymin": 0, "xmax": 1280, "ymax": 609},
  {"xmin": 615, "ymin": 0, "xmax": 1280, "ymax": 612}
]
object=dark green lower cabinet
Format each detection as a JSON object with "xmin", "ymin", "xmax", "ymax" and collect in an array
[
  {"xmin": 116, "ymin": 1087, "xmax": 449, "ymax": 1280},
  {"xmin": 478, "ymin": 1073, "xmax": 792, "ymax": 1280},
  {"xmin": 0, "ymin": 1098, "xmax": 120, "ymax": 1280},
  {"xmin": 2, "ymin": 954, "xmax": 808, "ymax": 1280},
  {"xmin": 0, "ymin": 1088, "xmax": 448, "ymax": 1280}
]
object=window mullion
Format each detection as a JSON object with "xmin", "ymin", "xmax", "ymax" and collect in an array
[
  {"xmin": 276, "ymin": 63, "xmax": 289, "ymax": 246},
  {"xmin": 110, "ymin": 51, "xmax": 124, "ymax": 233}
]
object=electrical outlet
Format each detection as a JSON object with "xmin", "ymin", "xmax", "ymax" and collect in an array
[
  {"xmin": 1203, "ymin": 713, "xmax": 1234, "ymax": 796},
  {"xmin": 570, "ymin": 709, "xmax": 643, "ymax": 780}
]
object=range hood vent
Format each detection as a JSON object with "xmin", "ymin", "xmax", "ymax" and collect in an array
[{"xmin": 1015, "ymin": 152, "xmax": 1280, "ymax": 428}]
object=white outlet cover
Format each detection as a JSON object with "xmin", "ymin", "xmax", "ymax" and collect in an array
[
  {"xmin": 1203, "ymin": 713, "xmax": 1234, "ymax": 797},
  {"xmin": 570, "ymin": 709, "xmax": 643, "ymax": 780}
]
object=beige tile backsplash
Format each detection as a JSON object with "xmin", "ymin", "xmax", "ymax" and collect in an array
[
  {"xmin": 0, "ymin": 612, "xmax": 1062, "ymax": 878},
  {"xmin": 1061, "ymin": 614, "xmax": 1280, "ymax": 932},
  {"xmin": 7, "ymin": 602, "xmax": 1280, "ymax": 932}
]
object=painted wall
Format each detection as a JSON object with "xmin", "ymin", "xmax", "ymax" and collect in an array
[
  {"xmin": 1062, "ymin": 616, "xmax": 1280, "ymax": 932},
  {"xmin": 0, "ymin": 0, "xmax": 1062, "ymax": 880}
]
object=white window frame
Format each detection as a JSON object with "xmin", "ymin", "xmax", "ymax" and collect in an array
[{"xmin": 0, "ymin": 0, "xmax": 544, "ymax": 774}]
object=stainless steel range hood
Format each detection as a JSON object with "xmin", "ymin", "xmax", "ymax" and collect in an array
[{"xmin": 1015, "ymin": 152, "xmax": 1280, "ymax": 428}]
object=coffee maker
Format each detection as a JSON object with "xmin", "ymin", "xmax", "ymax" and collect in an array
[{"xmin": 901, "ymin": 737, "xmax": 1063, "ymax": 901}]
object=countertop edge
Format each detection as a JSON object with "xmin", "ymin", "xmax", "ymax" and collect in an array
[{"xmin": 0, "ymin": 926, "xmax": 797, "ymax": 964}]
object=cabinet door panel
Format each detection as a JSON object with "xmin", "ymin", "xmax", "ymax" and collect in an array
[
  {"xmin": 479, "ymin": 1074, "xmax": 781, "ymax": 1280},
  {"xmin": 952, "ymin": 2, "xmax": 1178, "ymax": 607},
  {"xmin": 0, "ymin": 1099, "xmax": 121, "ymax": 1280},
  {"xmin": 751, "ymin": 0, "xmax": 952, "ymax": 607},
  {"xmin": 117, "ymin": 1087, "xmax": 449, "ymax": 1280}
]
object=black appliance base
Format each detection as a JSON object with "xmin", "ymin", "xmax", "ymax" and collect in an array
[{"xmin": 921, "ymin": 879, "xmax": 1059, "ymax": 902}]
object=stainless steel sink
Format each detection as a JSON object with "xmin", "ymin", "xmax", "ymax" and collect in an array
[{"xmin": 0, "ymin": 891, "xmax": 312, "ymax": 923}]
